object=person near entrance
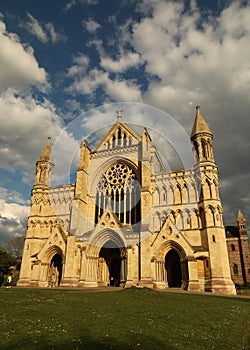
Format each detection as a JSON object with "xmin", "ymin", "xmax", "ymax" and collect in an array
[
  {"xmin": 0, "ymin": 272, "xmax": 4, "ymax": 287},
  {"xmin": 50, "ymin": 273, "xmax": 55, "ymax": 288},
  {"xmin": 6, "ymin": 273, "xmax": 12, "ymax": 288}
]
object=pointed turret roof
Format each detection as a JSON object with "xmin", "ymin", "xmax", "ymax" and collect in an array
[
  {"xmin": 237, "ymin": 209, "xmax": 245, "ymax": 222},
  {"xmin": 38, "ymin": 137, "xmax": 54, "ymax": 162},
  {"xmin": 191, "ymin": 106, "xmax": 212, "ymax": 138}
]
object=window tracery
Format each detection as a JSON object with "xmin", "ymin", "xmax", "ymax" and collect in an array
[{"xmin": 95, "ymin": 162, "xmax": 141, "ymax": 225}]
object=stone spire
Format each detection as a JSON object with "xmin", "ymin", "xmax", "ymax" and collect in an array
[
  {"xmin": 190, "ymin": 106, "xmax": 215, "ymax": 165},
  {"xmin": 237, "ymin": 209, "xmax": 247, "ymax": 237},
  {"xmin": 237, "ymin": 209, "xmax": 246, "ymax": 222},
  {"xmin": 34, "ymin": 137, "xmax": 54, "ymax": 187},
  {"xmin": 38, "ymin": 137, "xmax": 54, "ymax": 162},
  {"xmin": 191, "ymin": 106, "xmax": 212, "ymax": 139}
]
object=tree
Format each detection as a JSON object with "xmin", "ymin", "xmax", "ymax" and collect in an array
[
  {"xmin": 5, "ymin": 235, "xmax": 25, "ymax": 258},
  {"xmin": 0, "ymin": 247, "xmax": 16, "ymax": 275}
]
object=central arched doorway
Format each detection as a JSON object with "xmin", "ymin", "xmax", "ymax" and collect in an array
[
  {"xmin": 49, "ymin": 253, "xmax": 62, "ymax": 286},
  {"xmin": 98, "ymin": 240, "xmax": 121, "ymax": 287},
  {"xmin": 165, "ymin": 249, "xmax": 182, "ymax": 287}
]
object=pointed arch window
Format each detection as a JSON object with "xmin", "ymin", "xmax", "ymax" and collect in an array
[
  {"xmin": 95, "ymin": 162, "xmax": 141, "ymax": 225},
  {"xmin": 201, "ymin": 139, "xmax": 207, "ymax": 159},
  {"xmin": 162, "ymin": 187, "xmax": 167, "ymax": 203},
  {"xmin": 112, "ymin": 135, "xmax": 116, "ymax": 148},
  {"xmin": 193, "ymin": 141, "xmax": 199, "ymax": 162},
  {"xmin": 233, "ymin": 263, "xmax": 238, "ymax": 275},
  {"xmin": 183, "ymin": 183, "xmax": 189, "ymax": 203},
  {"xmin": 117, "ymin": 128, "xmax": 122, "ymax": 146},
  {"xmin": 206, "ymin": 179, "xmax": 212, "ymax": 199},
  {"xmin": 123, "ymin": 133, "xmax": 127, "ymax": 146},
  {"xmin": 177, "ymin": 184, "xmax": 182, "ymax": 204}
]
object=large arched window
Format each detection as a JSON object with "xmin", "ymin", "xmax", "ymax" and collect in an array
[{"xmin": 95, "ymin": 162, "xmax": 141, "ymax": 225}]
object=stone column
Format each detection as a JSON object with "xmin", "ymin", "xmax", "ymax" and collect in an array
[
  {"xmin": 82, "ymin": 256, "xmax": 98, "ymax": 288},
  {"xmin": 187, "ymin": 257, "xmax": 200, "ymax": 291},
  {"xmin": 153, "ymin": 260, "xmax": 168, "ymax": 289},
  {"xmin": 39, "ymin": 263, "xmax": 50, "ymax": 287},
  {"xmin": 60, "ymin": 235, "xmax": 78, "ymax": 287},
  {"xmin": 120, "ymin": 254, "xmax": 127, "ymax": 287},
  {"xmin": 125, "ymin": 246, "xmax": 137, "ymax": 287},
  {"xmin": 78, "ymin": 248, "xmax": 86, "ymax": 287}
]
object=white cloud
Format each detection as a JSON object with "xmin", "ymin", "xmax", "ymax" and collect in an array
[
  {"xmin": 129, "ymin": 0, "xmax": 250, "ymax": 221},
  {"xmin": 0, "ymin": 198, "xmax": 29, "ymax": 243},
  {"xmin": 100, "ymin": 52, "xmax": 142, "ymax": 73},
  {"xmin": 64, "ymin": 0, "xmax": 99, "ymax": 11},
  {"xmin": 45, "ymin": 22, "xmax": 66, "ymax": 43},
  {"xmin": 0, "ymin": 187, "xmax": 28, "ymax": 206},
  {"xmin": 21, "ymin": 13, "xmax": 66, "ymax": 43},
  {"xmin": 83, "ymin": 19, "xmax": 101, "ymax": 32},
  {"xmin": 132, "ymin": 0, "xmax": 250, "ymax": 114},
  {"xmin": 25, "ymin": 12, "xmax": 48, "ymax": 42},
  {"xmin": 0, "ymin": 199, "xmax": 29, "ymax": 220},
  {"xmin": 67, "ymin": 68, "xmax": 142, "ymax": 102},
  {"xmin": 0, "ymin": 90, "xmax": 79, "ymax": 185},
  {"xmin": 67, "ymin": 54, "xmax": 89, "ymax": 77},
  {"xmin": 0, "ymin": 19, "xmax": 48, "ymax": 92}
]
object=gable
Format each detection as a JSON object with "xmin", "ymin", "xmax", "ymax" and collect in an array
[
  {"xmin": 94, "ymin": 119, "xmax": 141, "ymax": 152},
  {"xmin": 32, "ymin": 223, "xmax": 68, "ymax": 261},
  {"xmin": 97, "ymin": 206, "xmax": 122, "ymax": 229}
]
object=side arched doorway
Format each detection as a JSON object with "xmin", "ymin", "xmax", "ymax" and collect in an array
[
  {"xmin": 98, "ymin": 240, "xmax": 122, "ymax": 287},
  {"xmin": 165, "ymin": 249, "xmax": 182, "ymax": 287},
  {"xmin": 49, "ymin": 253, "xmax": 63, "ymax": 286}
]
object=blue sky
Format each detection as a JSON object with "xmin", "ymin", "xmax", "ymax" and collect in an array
[{"xmin": 0, "ymin": 0, "xmax": 250, "ymax": 243}]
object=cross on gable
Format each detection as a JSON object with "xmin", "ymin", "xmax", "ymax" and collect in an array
[{"xmin": 116, "ymin": 108, "xmax": 123, "ymax": 119}]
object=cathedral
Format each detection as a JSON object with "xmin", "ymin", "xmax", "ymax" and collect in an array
[
  {"xmin": 226, "ymin": 210, "xmax": 250, "ymax": 286},
  {"xmin": 18, "ymin": 106, "xmax": 237, "ymax": 294}
]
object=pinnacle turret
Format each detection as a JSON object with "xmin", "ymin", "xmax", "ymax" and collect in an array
[
  {"xmin": 34, "ymin": 137, "xmax": 54, "ymax": 187},
  {"xmin": 38, "ymin": 137, "xmax": 54, "ymax": 163},
  {"xmin": 237, "ymin": 209, "xmax": 247, "ymax": 237},
  {"xmin": 191, "ymin": 106, "xmax": 212, "ymax": 139},
  {"xmin": 237, "ymin": 209, "xmax": 246, "ymax": 222},
  {"xmin": 191, "ymin": 106, "xmax": 215, "ymax": 165}
]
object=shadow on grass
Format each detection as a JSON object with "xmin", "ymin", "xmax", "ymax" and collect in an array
[{"xmin": 2, "ymin": 330, "xmax": 176, "ymax": 350}]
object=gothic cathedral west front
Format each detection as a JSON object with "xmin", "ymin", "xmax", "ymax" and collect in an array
[{"xmin": 18, "ymin": 106, "xmax": 237, "ymax": 294}]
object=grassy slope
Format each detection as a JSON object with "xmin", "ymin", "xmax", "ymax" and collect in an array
[{"xmin": 0, "ymin": 287, "xmax": 249, "ymax": 350}]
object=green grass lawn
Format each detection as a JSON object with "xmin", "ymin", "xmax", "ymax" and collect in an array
[{"xmin": 0, "ymin": 287, "xmax": 249, "ymax": 350}]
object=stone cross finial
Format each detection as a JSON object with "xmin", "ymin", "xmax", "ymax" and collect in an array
[
  {"xmin": 116, "ymin": 107, "xmax": 123, "ymax": 119},
  {"xmin": 196, "ymin": 105, "xmax": 201, "ymax": 115}
]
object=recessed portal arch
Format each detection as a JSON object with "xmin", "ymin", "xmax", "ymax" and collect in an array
[
  {"xmin": 97, "ymin": 239, "xmax": 127, "ymax": 287},
  {"xmin": 49, "ymin": 253, "xmax": 63, "ymax": 286},
  {"xmin": 165, "ymin": 249, "xmax": 182, "ymax": 287},
  {"xmin": 99, "ymin": 240, "xmax": 121, "ymax": 286},
  {"xmin": 156, "ymin": 240, "xmax": 189, "ymax": 290}
]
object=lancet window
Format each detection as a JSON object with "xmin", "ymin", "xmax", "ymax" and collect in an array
[
  {"xmin": 95, "ymin": 162, "xmax": 141, "ymax": 225},
  {"xmin": 104, "ymin": 129, "xmax": 134, "ymax": 150},
  {"xmin": 201, "ymin": 139, "xmax": 207, "ymax": 159}
]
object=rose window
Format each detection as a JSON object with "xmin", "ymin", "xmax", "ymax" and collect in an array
[
  {"xmin": 95, "ymin": 162, "xmax": 140, "ymax": 225},
  {"xmin": 105, "ymin": 163, "xmax": 132, "ymax": 186}
]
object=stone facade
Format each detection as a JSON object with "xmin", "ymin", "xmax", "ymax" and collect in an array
[
  {"xmin": 18, "ymin": 106, "xmax": 236, "ymax": 294},
  {"xmin": 226, "ymin": 210, "xmax": 250, "ymax": 286}
]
